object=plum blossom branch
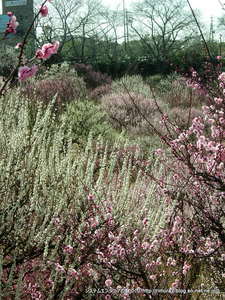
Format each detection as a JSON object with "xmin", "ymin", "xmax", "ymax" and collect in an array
[{"xmin": 0, "ymin": 0, "xmax": 59, "ymax": 97}]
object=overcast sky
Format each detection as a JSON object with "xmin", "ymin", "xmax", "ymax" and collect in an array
[
  {"xmin": 102, "ymin": 0, "xmax": 225, "ymax": 24},
  {"xmin": 0, "ymin": 0, "xmax": 224, "ymax": 29},
  {"xmin": 0, "ymin": 0, "xmax": 224, "ymax": 22}
]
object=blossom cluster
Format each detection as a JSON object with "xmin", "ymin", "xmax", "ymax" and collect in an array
[
  {"xmin": 18, "ymin": 41, "xmax": 60, "ymax": 81},
  {"xmin": 4, "ymin": 0, "xmax": 59, "ymax": 82},
  {"xmin": 5, "ymin": 12, "xmax": 19, "ymax": 35},
  {"xmin": 153, "ymin": 67, "xmax": 225, "ymax": 291},
  {"xmin": 35, "ymin": 41, "xmax": 60, "ymax": 60},
  {"xmin": 2, "ymin": 193, "xmax": 197, "ymax": 299}
]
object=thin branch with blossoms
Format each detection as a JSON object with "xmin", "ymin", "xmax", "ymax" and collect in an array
[{"xmin": 0, "ymin": 0, "xmax": 59, "ymax": 98}]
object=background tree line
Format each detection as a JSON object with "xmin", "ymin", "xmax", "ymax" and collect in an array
[{"xmin": 2, "ymin": 0, "xmax": 225, "ymax": 78}]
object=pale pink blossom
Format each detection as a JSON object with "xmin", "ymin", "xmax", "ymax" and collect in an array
[
  {"xmin": 89, "ymin": 217, "xmax": 99, "ymax": 228},
  {"xmin": 214, "ymin": 97, "xmax": 223, "ymax": 104},
  {"xmin": 156, "ymin": 256, "xmax": 162, "ymax": 265},
  {"xmin": 36, "ymin": 41, "xmax": 60, "ymax": 60},
  {"xmin": 55, "ymin": 263, "xmax": 65, "ymax": 273},
  {"xmin": 142, "ymin": 218, "xmax": 148, "ymax": 225},
  {"xmin": 18, "ymin": 65, "xmax": 38, "ymax": 81},
  {"xmin": 149, "ymin": 274, "xmax": 157, "ymax": 281},
  {"xmin": 105, "ymin": 213, "xmax": 111, "ymax": 220},
  {"xmin": 221, "ymin": 254, "xmax": 225, "ymax": 260},
  {"xmin": 105, "ymin": 279, "xmax": 112, "ymax": 287},
  {"xmin": 87, "ymin": 193, "xmax": 94, "ymax": 200},
  {"xmin": 172, "ymin": 216, "xmax": 182, "ymax": 232},
  {"xmin": 155, "ymin": 148, "xmax": 163, "ymax": 155},
  {"xmin": 192, "ymin": 71, "xmax": 197, "ymax": 77},
  {"xmin": 183, "ymin": 262, "xmax": 191, "ymax": 275},
  {"xmin": 52, "ymin": 217, "xmax": 61, "ymax": 226},
  {"xmin": 107, "ymin": 217, "xmax": 115, "ymax": 226},
  {"xmin": 142, "ymin": 242, "xmax": 149, "ymax": 250},
  {"xmin": 63, "ymin": 245, "xmax": 74, "ymax": 254},
  {"xmin": 171, "ymin": 279, "xmax": 180, "ymax": 289},
  {"xmin": 108, "ymin": 232, "xmax": 114, "ymax": 240},
  {"xmin": 218, "ymin": 72, "xmax": 225, "ymax": 82},
  {"xmin": 15, "ymin": 42, "xmax": 22, "ymax": 49},
  {"xmin": 167, "ymin": 257, "xmax": 176, "ymax": 266}
]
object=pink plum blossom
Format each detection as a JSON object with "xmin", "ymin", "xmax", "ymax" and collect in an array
[
  {"xmin": 167, "ymin": 257, "xmax": 176, "ymax": 266},
  {"xmin": 5, "ymin": 14, "xmax": 19, "ymax": 34},
  {"xmin": 183, "ymin": 262, "xmax": 191, "ymax": 275},
  {"xmin": 36, "ymin": 41, "xmax": 60, "ymax": 60},
  {"xmin": 155, "ymin": 148, "xmax": 163, "ymax": 156},
  {"xmin": 40, "ymin": 5, "xmax": 48, "ymax": 17},
  {"xmin": 18, "ymin": 65, "xmax": 38, "ymax": 81},
  {"xmin": 45, "ymin": 279, "xmax": 54, "ymax": 288},
  {"xmin": 108, "ymin": 232, "xmax": 114, "ymax": 240},
  {"xmin": 52, "ymin": 217, "xmax": 61, "ymax": 226},
  {"xmin": 142, "ymin": 242, "xmax": 149, "ymax": 250},
  {"xmin": 214, "ymin": 97, "xmax": 223, "ymax": 104},
  {"xmin": 67, "ymin": 268, "xmax": 79, "ymax": 279}
]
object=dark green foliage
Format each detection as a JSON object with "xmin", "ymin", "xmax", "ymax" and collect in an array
[{"xmin": 0, "ymin": 46, "xmax": 18, "ymax": 77}]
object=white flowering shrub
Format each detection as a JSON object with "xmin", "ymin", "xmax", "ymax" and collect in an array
[{"xmin": 0, "ymin": 92, "xmax": 173, "ymax": 299}]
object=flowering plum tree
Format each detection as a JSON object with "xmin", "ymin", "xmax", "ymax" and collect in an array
[{"xmin": 150, "ymin": 64, "xmax": 225, "ymax": 290}]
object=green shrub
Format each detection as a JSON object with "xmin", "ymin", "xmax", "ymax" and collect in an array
[
  {"xmin": 0, "ymin": 45, "xmax": 18, "ymax": 77},
  {"xmin": 111, "ymin": 75, "xmax": 152, "ymax": 98},
  {"xmin": 145, "ymin": 74, "xmax": 164, "ymax": 89},
  {"xmin": 154, "ymin": 72, "xmax": 180, "ymax": 93},
  {"xmin": 60, "ymin": 100, "xmax": 114, "ymax": 145}
]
